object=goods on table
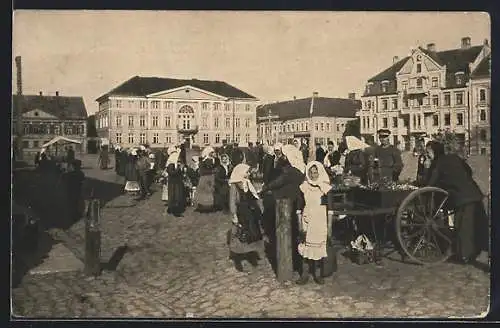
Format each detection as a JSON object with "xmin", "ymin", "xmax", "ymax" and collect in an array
[{"xmin": 352, "ymin": 180, "xmax": 418, "ymax": 208}]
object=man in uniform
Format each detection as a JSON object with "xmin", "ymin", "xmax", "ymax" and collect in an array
[{"xmin": 374, "ymin": 129, "xmax": 403, "ymax": 182}]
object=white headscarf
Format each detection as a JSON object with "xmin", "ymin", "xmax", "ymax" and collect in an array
[
  {"xmin": 130, "ymin": 148, "xmax": 138, "ymax": 156},
  {"xmin": 229, "ymin": 163, "xmax": 260, "ymax": 199},
  {"xmin": 273, "ymin": 143, "xmax": 283, "ymax": 151},
  {"xmin": 282, "ymin": 144, "xmax": 306, "ymax": 173},
  {"xmin": 201, "ymin": 146, "xmax": 215, "ymax": 160},
  {"xmin": 423, "ymin": 137, "xmax": 432, "ymax": 147},
  {"xmin": 346, "ymin": 136, "xmax": 369, "ymax": 151},
  {"xmin": 166, "ymin": 150, "xmax": 180, "ymax": 166},
  {"xmin": 293, "ymin": 138, "xmax": 301, "ymax": 148},
  {"xmin": 167, "ymin": 145, "xmax": 178, "ymax": 155},
  {"xmin": 264, "ymin": 145, "xmax": 274, "ymax": 155},
  {"xmin": 300, "ymin": 161, "xmax": 332, "ymax": 195}
]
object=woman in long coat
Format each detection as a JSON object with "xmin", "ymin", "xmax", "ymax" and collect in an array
[
  {"xmin": 194, "ymin": 146, "xmax": 217, "ymax": 212},
  {"xmin": 296, "ymin": 161, "xmax": 333, "ymax": 285},
  {"xmin": 425, "ymin": 140, "xmax": 489, "ymax": 264},
  {"xmin": 166, "ymin": 149, "xmax": 187, "ymax": 217},
  {"xmin": 260, "ymin": 145, "xmax": 305, "ymax": 282},
  {"xmin": 227, "ymin": 163, "xmax": 265, "ymax": 272},
  {"xmin": 214, "ymin": 153, "xmax": 233, "ymax": 212},
  {"xmin": 98, "ymin": 145, "xmax": 109, "ymax": 170},
  {"xmin": 124, "ymin": 149, "xmax": 140, "ymax": 194}
]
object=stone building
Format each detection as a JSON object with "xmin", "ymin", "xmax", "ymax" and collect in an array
[
  {"xmin": 12, "ymin": 92, "xmax": 88, "ymax": 159},
  {"xmin": 95, "ymin": 76, "xmax": 259, "ymax": 148},
  {"xmin": 358, "ymin": 37, "xmax": 491, "ymax": 152},
  {"xmin": 256, "ymin": 92, "xmax": 360, "ymax": 146}
]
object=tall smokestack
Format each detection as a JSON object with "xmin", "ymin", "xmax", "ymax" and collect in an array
[
  {"xmin": 15, "ymin": 56, "xmax": 22, "ymax": 95},
  {"xmin": 14, "ymin": 56, "xmax": 24, "ymax": 160}
]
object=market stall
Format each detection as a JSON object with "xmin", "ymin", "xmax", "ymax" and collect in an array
[{"xmin": 329, "ymin": 178, "xmax": 453, "ymax": 265}]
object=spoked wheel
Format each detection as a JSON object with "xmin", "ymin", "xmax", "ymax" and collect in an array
[{"xmin": 395, "ymin": 187, "xmax": 453, "ymax": 265}]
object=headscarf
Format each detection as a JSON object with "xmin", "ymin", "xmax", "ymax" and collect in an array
[
  {"xmin": 426, "ymin": 140, "xmax": 445, "ymax": 160},
  {"xmin": 166, "ymin": 150, "xmax": 180, "ymax": 166},
  {"xmin": 201, "ymin": 146, "xmax": 215, "ymax": 160},
  {"xmin": 166, "ymin": 145, "xmax": 177, "ymax": 155},
  {"xmin": 282, "ymin": 144, "xmax": 305, "ymax": 173},
  {"xmin": 220, "ymin": 153, "xmax": 231, "ymax": 175},
  {"xmin": 324, "ymin": 141, "xmax": 338, "ymax": 168},
  {"xmin": 273, "ymin": 143, "xmax": 283, "ymax": 151},
  {"xmin": 300, "ymin": 161, "xmax": 332, "ymax": 195},
  {"xmin": 345, "ymin": 136, "xmax": 369, "ymax": 151},
  {"xmin": 130, "ymin": 148, "xmax": 138, "ymax": 156},
  {"xmin": 40, "ymin": 147, "xmax": 47, "ymax": 155},
  {"xmin": 229, "ymin": 163, "xmax": 260, "ymax": 199},
  {"xmin": 264, "ymin": 145, "xmax": 274, "ymax": 155},
  {"xmin": 423, "ymin": 137, "xmax": 432, "ymax": 147},
  {"xmin": 293, "ymin": 138, "xmax": 301, "ymax": 148}
]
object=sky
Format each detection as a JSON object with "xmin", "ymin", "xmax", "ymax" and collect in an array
[{"xmin": 12, "ymin": 11, "xmax": 490, "ymax": 115}]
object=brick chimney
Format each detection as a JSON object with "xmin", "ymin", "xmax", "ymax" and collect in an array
[
  {"xmin": 348, "ymin": 92, "xmax": 356, "ymax": 100},
  {"xmin": 393, "ymin": 56, "xmax": 399, "ymax": 64},
  {"xmin": 313, "ymin": 92, "xmax": 319, "ymax": 98},
  {"xmin": 293, "ymin": 96, "xmax": 296, "ymax": 100},
  {"xmin": 39, "ymin": 91, "xmax": 43, "ymax": 96},
  {"xmin": 427, "ymin": 43, "xmax": 436, "ymax": 52},
  {"xmin": 56, "ymin": 91, "xmax": 59, "ymax": 96},
  {"xmin": 484, "ymin": 38, "xmax": 489, "ymax": 46},
  {"xmin": 461, "ymin": 37, "xmax": 471, "ymax": 49}
]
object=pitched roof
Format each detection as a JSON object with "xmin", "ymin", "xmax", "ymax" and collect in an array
[
  {"xmin": 96, "ymin": 76, "xmax": 257, "ymax": 102},
  {"xmin": 368, "ymin": 57, "xmax": 410, "ymax": 82},
  {"xmin": 368, "ymin": 45, "xmax": 484, "ymax": 83},
  {"xmin": 12, "ymin": 95, "xmax": 88, "ymax": 120},
  {"xmin": 257, "ymin": 97, "xmax": 361, "ymax": 121},
  {"xmin": 471, "ymin": 54, "xmax": 491, "ymax": 79}
]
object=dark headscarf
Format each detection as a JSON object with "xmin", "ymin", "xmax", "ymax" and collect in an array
[{"xmin": 426, "ymin": 140, "xmax": 445, "ymax": 160}]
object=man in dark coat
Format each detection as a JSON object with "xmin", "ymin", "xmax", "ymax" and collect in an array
[
  {"xmin": 231, "ymin": 143, "xmax": 245, "ymax": 165},
  {"xmin": 246, "ymin": 142, "xmax": 258, "ymax": 169},
  {"xmin": 315, "ymin": 143, "xmax": 326, "ymax": 163},
  {"xmin": 373, "ymin": 129, "xmax": 403, "ymax": 182},
  {"xmin": 135, "ymin": 150, "xmax": 151, "ymax": 200}
]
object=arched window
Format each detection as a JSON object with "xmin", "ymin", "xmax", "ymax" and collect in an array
[{"xmin": 178, "ymin": 105, "xmax": 195, "ymax": 130}]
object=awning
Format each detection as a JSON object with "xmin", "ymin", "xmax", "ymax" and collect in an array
[{"xmin": 42, "ymin": 136, "xmax": 82, "ymax": 148}]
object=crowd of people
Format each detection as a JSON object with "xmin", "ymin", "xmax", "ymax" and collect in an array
[{"xmin": 110, "ymin": 128, "xmax": 488, "ymax": 284}]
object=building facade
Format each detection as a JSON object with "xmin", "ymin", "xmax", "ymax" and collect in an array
[
  {"xmin": 358, "ymin": 37, "xmax": 491, "ymax": 152},
  {"xmin": 468, "ymin": 54, "xmax": 491, "ymax": 155},
  {"xmin": 12, "ymin": 92, "xmax": 88, "ymax": 159},
  {"xmin": 95, "ymin": 76, "xmax": 259, "ymax": 149},
  {"xmin": 257, "ymin": 93, "xmax": 360, "ymax": 146}
]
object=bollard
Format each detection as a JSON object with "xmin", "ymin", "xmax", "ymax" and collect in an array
[{"xmin": 84, "ymin": 198, "xmax": 101, "ymax": 277}]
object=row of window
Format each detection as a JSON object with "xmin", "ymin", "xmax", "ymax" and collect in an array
[
  {"xmin": 114, "ymin": 132, "xmax": 252, "ymax": 145},
  {"xmin": 18, "ymin": 124, "xmax": 85, "ymax": 135},
  {"xmin": 21, "ymin": 139, "xmax": 80, "ymax": 150},
  {"xmin": 364, "ymin": 91, "xmax": 472, "ymax": 111},
  {"xmin": 109, "ymin": 115, "xmax": 254, "ymax": 129},
  {"xmin": 259, "ymin": 121, "xmax": 348, "ymax": 135},
  {"xmin": 369, "ymin": 72, "xmax": 468, "ymax": 94},
  {"xmin": 361, "ymin": 112, "xmax": 467, "ymax": 131},
  {"xmin": 108, "ymin": 99, "xmax": 252, "ymax": 112}
]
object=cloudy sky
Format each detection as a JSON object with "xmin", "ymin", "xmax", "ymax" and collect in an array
[{"xmin": 13, "ymin": 11, "xmax": 490, "ymax": 114}]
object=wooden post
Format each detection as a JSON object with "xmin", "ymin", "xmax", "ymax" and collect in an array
[
  {"xmin": 275, "ymin": 198, "xmax": 294, "ymax": 282},
  {"xmin": 84, "ymin": 198, "xmax": 101, "ymax": 276}
]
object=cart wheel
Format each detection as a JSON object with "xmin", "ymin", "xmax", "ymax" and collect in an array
[{"xmin": 395, "ymin": 186, "xmax": 453, "ymax": 265}]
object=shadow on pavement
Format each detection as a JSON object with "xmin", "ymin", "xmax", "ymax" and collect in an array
[
  {"xmin": 101, "ymin": 245, "xmax": 129, "ymax": 272},
  {"xmin": 12, "ymin": 230, "xmax": 57, "ymax": 288}
]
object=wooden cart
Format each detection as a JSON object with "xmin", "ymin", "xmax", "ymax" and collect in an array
[{"xmin": 331, "ymin": 186, "xmax": 454, "ymax": 265}]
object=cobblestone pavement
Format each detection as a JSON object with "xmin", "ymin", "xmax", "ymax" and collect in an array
[{"xmin": 12, "ymin": 164, "xmax": 490, "ymax": 319}]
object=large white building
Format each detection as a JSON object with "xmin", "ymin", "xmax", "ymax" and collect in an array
[
  {"xmin": 257, "ymin": 92, "xmax": 361, "ymax": 146},
  {"xmin": 358, "ymin": 37, "xmax": 490, "ymax": 153},
  {"xmin": 95, "ymin": 76, "xmax": 259, "ymax": 148}
]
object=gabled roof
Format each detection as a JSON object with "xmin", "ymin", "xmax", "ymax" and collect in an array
[
  {"xmin": 96, "ymin": 76, "xmax": 257, "ymax": 102},
  {"xmin": 471, "ymin": 54, "xmax": 491, "ymax": 79},
  {"xmin": 368, "ymin": 57, "xmax": 410, "ymax": 82},
  {"xmin": 368, "ymin": 45, "xmax": 484, "ymax": 83},
  {"xmin": 257, "ymin": 97, "xmax": 361, "ymax": 121},
  {"xmin": 12, "ymin": 95, "xmax": 88, "ymax": 120}
]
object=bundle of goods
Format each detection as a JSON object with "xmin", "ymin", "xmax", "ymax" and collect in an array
[{"xmin": 352, "ymin": 179, "xmax": 418, "ymax": 208}]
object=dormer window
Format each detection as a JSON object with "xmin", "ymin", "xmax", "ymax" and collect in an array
[
  {"xmin": 381, "ymin": 81, "xmax": 389, "ymax": 93},
  {"xmin": 365, "ymin": 83, "xmax": 372, "ymax": 94},
  {"xmin": 455, "ymin": 72, "xmax": 464, "ymax": 85}
]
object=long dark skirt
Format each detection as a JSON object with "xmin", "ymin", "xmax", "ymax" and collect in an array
[
  {"xmin": 214, "ymin": 182, "xmax": 229, "ymax": 211},
  {"xmin": 228, "ymin": 200, "xmax": 264, "ymax": 254},
  {"xmin": 167, "ymin": 177, "xmax": 187, "ymax": 215},
  {"xmin": 274, "ymin": 198, "xmax": 299, "ymax": 282},
  {"xmin": 454, "ymin": 201, "xmax": 489, "ymax": 260}
]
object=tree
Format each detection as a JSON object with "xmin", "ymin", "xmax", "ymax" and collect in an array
[{"xmin": 342, "ymin": 118, "xmax": 361, "ymax": 138}]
